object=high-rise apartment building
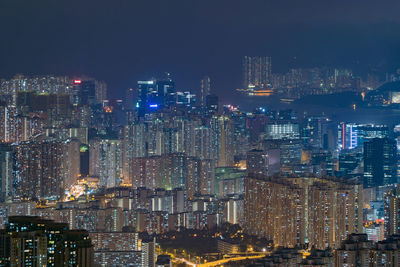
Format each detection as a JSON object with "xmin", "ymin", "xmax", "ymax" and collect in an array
[
  {"xmin": 244, "ymin": 175, "xmax": 363, "ymax": 249},
  {"xmin": 90, "ymin": 138, "xmax": 122, "ymax": 188},
  {"xmin": 242, "ymin": 56, "xmax": 272, "ymax": 88},
  {"xmin": 210, "ymin": 115, "xmax": 234, "ymax": 167},
  {"xmin": 142, "ymin": 237, "xmax": 156, "ymax": 267},
  {"xmin": 14, "ymin": 139, "xmax": 79, "ymax": 201},
  {"xmin": 335, "ymin": 234, "xmax": 374, "ymax": 266},
  {"xmin": 336, "ymin": 233, "xmax": 400, "ymax": 267},
  {"xmin": 0, "ymin": 143, "xmax": 14, "ymax": 203},
  {"xmin": 0, "ymin": 216, "xmax": 93, "ymax": 267},
  {"xmin": 384, "ymin": 187, "xmax": 400, "ymax": 237}
]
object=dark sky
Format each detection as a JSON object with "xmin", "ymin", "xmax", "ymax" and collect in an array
[{"xmin": 2, "ymin": 0, "xmax": 400, "ymax": 103}]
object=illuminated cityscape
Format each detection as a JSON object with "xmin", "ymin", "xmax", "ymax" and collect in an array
[{"xmin": 3, "ymin": 1, "xmax": 400, "ymax": 266}]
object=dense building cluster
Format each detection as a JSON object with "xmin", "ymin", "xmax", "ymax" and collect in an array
[
  {"xmin": 1, "ymin": 67, "xmax": 400, "ymax": 266},
  {"xmin": 244, "ymin": 176, "xmax": 363, "ymax": 249}
]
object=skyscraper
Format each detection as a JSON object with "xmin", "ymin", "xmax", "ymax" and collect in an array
[
  {"xmin": 242, "ymin": 56, "xmax": 272, "ymax": 89},
  {"xmin": 0, "ymin": 143, "xmax": 13, "ymax": 203},
  {"xmin": 14, "ymin": 139, "xmax": 76, "ymax": 201},
  {"xmin": 200, "ymin": 76, "xmax": 211, "ymax": 106},
  {"xmin": 1, "ymin": 216, "xmax": 93, "ymax": 267},
  {"xmin": 205, "ymin": 94, "xmax": 219, "ymax": 116},
  {"xmin": 384, "ymin": 187, "xmax": 400, "ymax": 237},
  {"xmin": 141, "ymin": 237, "xmax": 155, "ymax": 267},
  {"xmin": 363, "ymin": 138, "xmax": 397, "ymax": 188},
  {"xmin": 246, "ymin": 149, "xmax": 268, "ymax": 176},
  {"xmin": 244, "ymin": 175, "xmax": 363, "ymax": 249},
  {"xmin": 136, "ymin": 78, "xmax": 176, "ymax": 117},
  {"xmin": 338, "ymin": 123, "xmax": 389, "ymax": 151},
  {"xmin": 125, "ymin": 87, "xmax": 135, "ymax": 110}
]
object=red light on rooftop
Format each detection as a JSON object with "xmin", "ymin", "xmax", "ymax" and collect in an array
[{"xmin": 74, "ymin": 80, "xmax": 82, "ymax": 84}]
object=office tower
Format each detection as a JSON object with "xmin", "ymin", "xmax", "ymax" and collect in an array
[
  {"xmin": 246, "ymin": 148, "xmax": 280, "ymax": 177},
  {"xmin": 358, "ymin": 124, "xmax": 389, "ymax": 142},
  {"xmin": 79, "ymin": 80, "xmax": 96, "ymax": 105},
  {"xmin": 301, "ymin": 116, "xmax": 332, "ymax": 149},
  {"xmin": 364, "ymin": 138, "xmax": 397, "ymax": 188},
  {"xmin": 101, "ymin": 99, "xmax": 125, "ymax": 129},
  {"xmin": 246, "ymin": 112, "xmax": 269, "ymax": 143},
  {"xmin": 337, "ymin": 150, "xmax": 362, "ymax": 177},
  {"xmin": 1, "ymin": 216, "xmax": 93, "ymax": 267},
  {"xmin": 244, "ymin": 175, "xmax": 363, "ymax": 249},
  {"xmin": 125, "ymin": 87, "xmax": 135, "ymax": 110},
  {"xmin": 335, "ymin": 234, "xmax": 374, "ymax": 266},
  {"xmin": 338, "ymin": 123, "xmax": 359, "ymax": 150},
  {"xmin": 338, "ymin": 123, "xmax": 389, "ymax": 151},
  {"xmin": 246, "ymin": 149, "xmax": 269, "ymax": 176},
  {"xmin": 175, "ymin": 91, "xmax": 196, "ymax": 107},
  {"xmin": 157, "ymin": 79, "xmax": 176, "ymax": 108},
  {"xmin": 136, "ymin": 79, "xmax": 176, "ymax": 117},
  {"xmin": 242, "ymin": 56, "xmax": 272, "ymax": 88},
  {"xmin": 261, "ymin": 139, "xmax": 300, "ymax": 172},
  {"xmin": 205, "ymin": 94, "xmax": 219, "ymax": 116},
  {"xmin": 137, "ymin": 80, "xmax": 156, "ymax": 117},
  {"xmin": 94, "ymin": 80, "xmax": 107, "ymax": 103},
  {"xmin": 0, "ymin": 144, "xmax": 14, "ymax": 203},
  {"xmin": 142, "ymin": 237, "xmax": 156, "ymax": 267},
  {"xmin": 265, "ymin": 122, "xmax": 300, "ymax": 140},
  {"xmin": 200, "ymin": 76, "xmax": 211, "ymax": 106}
]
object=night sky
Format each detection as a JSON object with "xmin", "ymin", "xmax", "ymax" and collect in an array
[{"xmin": 2, "ymin": 0, "xmax": 400, "ymax": 102}]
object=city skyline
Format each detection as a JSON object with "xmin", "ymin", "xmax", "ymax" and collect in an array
[
  {"xmin": 2, "ymin": 0, "xmax": 400, "ymax": 101},
  {"xmin": 3, "ymin": 1, "xmax": 400, "ymax": 266}
]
